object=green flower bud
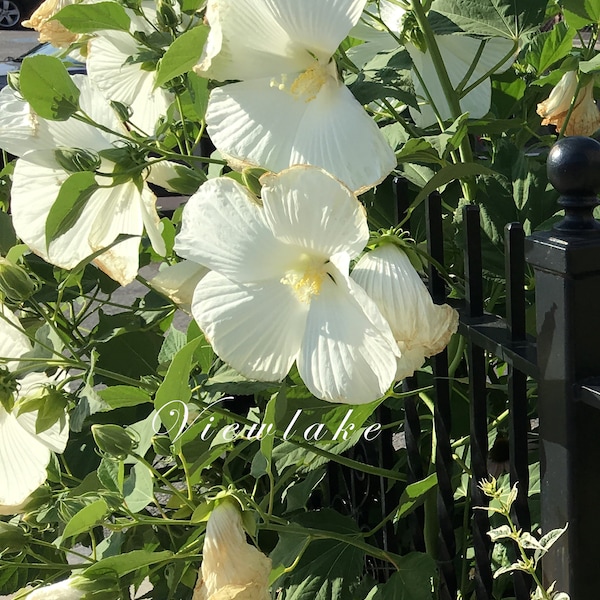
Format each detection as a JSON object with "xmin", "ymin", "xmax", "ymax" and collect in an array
[
  {"xmin": 92, "ymin": 424, "xmax": 138, "ymax": 459},
  {"xmin": 54, "ymin": 148, "xmax": 101, "ymax": 173},
  {"xmin": 0, "ymin": 366, "xmax": 18, "ymax": 412},
  {"xmin": 157, "ymin": 0, "xmax": 179, "ymax": 30},
  {"xmin": 0, "ymin": 257, "xmax": 36, "ymax": 301}
]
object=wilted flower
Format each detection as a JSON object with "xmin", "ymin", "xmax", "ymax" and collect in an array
[
  {"xmin": 0, "ymin": 304, "xmax": 69, "ymax": 512},
  {"xmin": 196, "ymin": 0, "xmax": 396, "ymax": 194},
  {"xmin": 22, "ymin": 0, "xmax": 77, "ymax": 47},
  {"xmin": 20, "ymin": 573, "xmax": 118, "ymax": 599},
  {"xmin": 537, "ymin": 71, "xmax": 600, "ymax": 137},
  {"xmin": 193, "ymin": 499, "xmax": 271, "ymax": 600},
  {"xmin": 0, "ymin": 76, "xmax": 165, "ymax": 285},
  {"xmin": 174, "ymin": 165, "xmax": 399, "ymax": 404},
  {"xmin": 351, "ymin": 243, "xmax": 458, "ymax": 380}
]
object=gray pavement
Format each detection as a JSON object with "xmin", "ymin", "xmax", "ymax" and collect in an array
[{"xmin": 0, "ymin": 29, "xmax": 38, "ymax": 61}]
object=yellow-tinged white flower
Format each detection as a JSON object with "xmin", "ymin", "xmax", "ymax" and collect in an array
[
  {"xmin": 0, "ymin": 76, "xmax": 165, "ymax": 286},
  {"xmin": 21, "ymin": 578, "xmax": 84, "ymax": 600},
  {"xmin": 351, "ymin": 243, "xmax": 458, "ymax": 380},
  {"xmin": 537, "ymin": 71, "xmax": 600, "ymax": 137},
  {"xmin": 174, "ymin": 165, "xmax": 399, "ymax": 404},
  {"xmin": 375, "ymin": 1, "xmax": 515, "ymax": 127},
  {"xmin": 0, "ymin": 305, "xmax": 69, "ymax": 512},
  {"xmin": 86, "ymin": 6, "xmax": 175, "ymax": 134},
  {"xmin": 195, "ymin": 0, "xmax": 396, "ymax": 194},
  {"xmin": 22, "ymin": 0, "xmax": 78, "ymax": 47},
  {"xmin": 193, "ymin": 499, "xmax": 271, "ymax": 600}
]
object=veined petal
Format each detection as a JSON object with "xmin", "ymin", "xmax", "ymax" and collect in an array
[
  {"xmin": 206, "ymin": 78, "xmax": 395, "ymax": 193},
  {"xmin": 0, "ymin": 407, "xmax": 54, "ymax": 506},
  {"xmin": 88, "ymin": 33, "xmax": 173, "ymax": 134},
  {"xmin": 15, "ymin": 407, "xmax": 69, "ymax": 454},
  {"xmin": 197, "ymin": 0, "xmax": 366, "ymax": 81},
  {"xmin": 0, "ymin": 305, "xmax": 32, "ymax": 368},
  {"xmin": 298, "ymin": 265, "xmax": 398, "ymax": 404},
  {"xmin": 150, "ymin": 260, "xmax": 209, "ymax": 313},
  {"xmin": 191, "ymin": 271, "xmax": 307, "ymax": 382},
  {"xmin": 174, "ymin": 177, "xmax": 298, "ymax": 283},
  {"xmin": 261, "ymin": 166, "xmax": 369, "ymax": 259},
  {"xmin": 139, "ymin": 186, "xmax": 166, "ymax": 257}
]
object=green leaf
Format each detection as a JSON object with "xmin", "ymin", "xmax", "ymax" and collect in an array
[
  {"xmin": 45, "ymin": 171, "xmax": 97, "ymax": 248},
  {"xmin": 579, "ymin": 54, "xmax": 600, "ymax": 74},
  {"xmin": 375, "ymin": 553, "xmax": 437, "ymax": 600},
  {"xmin": 62, "ymin": 499, "xmax": 109, "ymax": 540},
  {"xmin": 19, "ymin": 55, "xmax": 80, "ymax": 120},
  {"xmin": 154, "ymin": 337, "xmax": 202, "ymax": 441},
  {"xmin": 412, "ymin": 162, "xmax": 497, "ymax": 207},
  {"xmin": 524, "ymin": 22, "xmax": 575, "ymax": 76},
  {"xmin": 155, "ymin": 25, "xmax": 209, "ymax": 88},
  {"xmin": 429, "ymin": 0, "xmax": 547, "ymax": 38},
  {"xmin": 123, "ymin": 463, "xmax": 154, "ymax": 513},
  {"xmin": 99, "ymin": 385, "xmax": 152, "ymax": 409},
  {"xmin": 561, "ymin": 0, "xmax": 600, "ymax": 28},
  {"xmin": 395, "ymin": 473, "xmax": 438, "ymax": 520},
  {"xmin": 85, "ymin": 549, "xmax": 173, "ymax": 577},
  {"xmin": 187, "ymin": 72, "xmax": 210, "ymax": 120},
  {"xmin": 53, "ymin": 1, "xmax": 131, "ymax": 32}
]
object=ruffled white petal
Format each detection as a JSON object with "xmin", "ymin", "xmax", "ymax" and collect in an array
[
  {"xmin": 0, "ymin": 305, "xmax": 32, "ymax": 368},
  {"xmin": 174, "ymin": 177, "xmax": 298, "ymax": 282},
  {"xmin": 87, "ymin": 32, "xmax": 173, "ymax": 134},
  {"xmin": 150, "ymin": 261, "xmax": 209, "ymax": 312},
  {"xmin": 206, "ymin": 77, "xmax": 396, "ymax": 193},
  {"xmin": 197, "ymin": 0, "xmax": 366, "ymax": 81},
  {"xmin": 298, "ymin": 265, "xmax": 398, "ymax": 404},
  {"xmin": 191, "ymin": 271, "xmax": 308, "ymax": 381},
  {"xmin": 261, "ymin": 166, "xmax": 369, "ymax": 259},
  {"xmin": 22, "ymin": 578, "xmax": 84, "ymax": 600}
]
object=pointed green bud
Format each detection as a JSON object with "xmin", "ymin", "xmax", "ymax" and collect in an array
[
  {"xmin": 0, "ymin": 366, "xmax": 18, "ymax": 412},
  {"xmin": 54, "ymin": 148, "xmax": 101, "ymax": 173},
  {"xmin": 0, "ymin": 257, "xmax": 36, "ymax": 301},
  {"xmin": 157, "ymin": 0, "xmax": 179, "ymax": 30},
  {"xmin": 92, "ymin": 424, "xmax": 138, "ymax": 459}
]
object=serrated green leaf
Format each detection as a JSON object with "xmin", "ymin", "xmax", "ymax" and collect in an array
[
  {"xmin": 62, "ymin": 499, "xmax": 109, "ymax": 540},
  {"xmin": 155, "ymin": 25, "xmax": 209, "ymax": 88},
  {"xmin": 53, "ymin": 1, "xmax": 131, "ymax": 32},
  {"xmin": 561, "ymin": 0, "xmax": 600, "ymax": 28},
  {"xmin": 377, "ymin": 553, "xmax": 437, "ymax": 600},
  {"xmin": 45, "ymin": 171, "xmax": 97, "ymax": 249},
  {"xmin": 99, "ymin": 385, "xmax": 152, "ymax": 409},
  {"xmin": 524, "ymin": 22, "xmax": 575, "ymax": 76},
  {"xmin": 20, "ymin": 55, "xmax": 80, "ymax": 120}
]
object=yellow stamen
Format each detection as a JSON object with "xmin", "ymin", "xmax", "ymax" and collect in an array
[
  {"xmin": 271, "ymin": 61, "xmax": 335, "ymax": 103},
  {"xmin": 281, "ymin": 255, "xmax": 328, "ymax": 303}
]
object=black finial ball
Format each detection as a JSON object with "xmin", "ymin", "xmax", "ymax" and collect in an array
[{"xmin": 547, "ymin": 136, "xmax": 600, "ymax": 197}]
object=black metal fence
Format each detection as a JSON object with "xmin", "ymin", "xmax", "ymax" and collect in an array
[{"xmin": 414, "ymin": 135, "xmax": 600, "ymax": 600}]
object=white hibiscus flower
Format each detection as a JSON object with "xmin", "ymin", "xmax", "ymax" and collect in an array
[
  {"xmin": 0, "ymin": 305, "xmax": 69, "ymax": 512},
  {"xmin": 0, "ymin": 76, "xmax": 165, "ymax": 286},
  {"xmin": 351, "ymin": 243, "xmax": 458, "ymax": 380},
  {"xmin": 193, "ymin": 499, "xmax": 271, "ymax": 600},
  {"xmin": 174, "ymin": 165, "xmax": 399, "ymax": 404},
  {"xmin": 195, "ymin": 0, "xmax": 396, "ymax": 194}
]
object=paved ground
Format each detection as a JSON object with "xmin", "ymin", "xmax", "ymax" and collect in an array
[{"xmin": 0, "ymin": 29, "xmax": 38, "ymax": 61}]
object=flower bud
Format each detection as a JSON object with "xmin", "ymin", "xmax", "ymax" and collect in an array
[
  {"xmin": 91, "ymin": 424, "xmax": 138, "ymax": 459},
  {"xmin": 0, "ymin": 257, "xmax": 36, "ymax": 301},
  {"xmin": 54, "ymin": 148, "xmax": 101, "ymax": 173},
  {"xmin": 157, "ymin": 0, "xmax": 180, "ymax": 30},
  {"xmin": 0, "ymin": 366, "xmax": 18, "ymax": 412}
]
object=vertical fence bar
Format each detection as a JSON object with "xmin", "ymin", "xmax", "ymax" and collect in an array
[
  {"xmin": 525, "ymin": 136, "xmax": 600, "ymax": 599},
  {"xmin": 464, "ymin": 205, "xmax": 493, "ymax": 599},
  {"xmin": 504, "ymin": 223, "xmax": 532, "ymax": 600},
  {"xmin": 427, "ymin": 193, "xmax": 457, "ymax": 600}
]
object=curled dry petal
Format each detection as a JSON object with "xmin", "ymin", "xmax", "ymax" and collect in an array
[
  {"xmin": 351, "ymin": 243, "xmax": 458, "ymax": 380},
  {"xmin": 537, "ymin": 71, "xmax": 600, "ymax": 137},
  {"xmin": 193, "ymin": 500, "xmax": 271, "ymax": 600},
  {"xmin": 22, "ymin": 0, "xmax": 78, "ymax": 47}
]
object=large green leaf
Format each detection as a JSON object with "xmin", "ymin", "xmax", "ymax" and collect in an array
[
  {"xmin": 155, "ymin": 25, "xmax": 209, "ymax": 88},
  {"xmin": 524, "ymin": 22, "xmax": 575, "ymax": 76},
  {"xmin": 19, "ymin": 55, "xmax": 80, "ymax": 120},
  {"xmin": 53, "ymin": 1, "xmax": 131, "ymax": 32},
  {"xmin": 62, "ymin": 499, "xmax": 109, "ymax": 540},
  {"xmin": 561, "ymin": 0, "xmax": 600, "ymax": 28},
  {"xmin": 85, "ymin": 550, "xmax": 173, "ymax": 577},
  {"xmin": 44, "ymin": 171, "xmax": 97, "ymax": 248},
  {"xmin": 374, "ymin": 554, "xmax": 437, "ymax": 600},
  {"xmin": 429, "ymin": 0, "xmax": 547, "ymax": 38}
]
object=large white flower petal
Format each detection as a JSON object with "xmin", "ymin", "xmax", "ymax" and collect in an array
[
  {"xmin": 408, "ymin": 35, "xmax": 515, "ymax": 127},
  {"xmin": 206, "ymin": 78, "xmax": 395, "ymax": 193},
  {"xmin": 191, "ymin": 271, "xmax": 308, "ymax": 382},
  {"xmin": 15, "ymin": 406, "xmax": 69, "ymax": 454},
  {"xmin": 150, "ymin": 260, "xmax": 209, "ymax": 313},
  {"xmin": 298, "ymin": 266, "xmax": 398, "ymax": 404},
  {"xmin": 174, "ymin": 177, "xmax": 298, "ymax": 282},
  {"xmin": 0, "ymin": 408, "xmax": 53, "ymax": 506},
  {"xmin": 88, "ymin": 33, "xmax": 173, "ymax": 134},
  {"xmin": 198, "ymin": 0, "xmax": 366, "ymax": 81},
  {"xmin": 261, "ymin": 166, "xmax": 369, "ymax": 259},
  {"xmin": 0, "ymin": 305, "xmax": 32, "ymax": 368}
]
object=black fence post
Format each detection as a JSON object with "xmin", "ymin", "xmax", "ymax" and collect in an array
[{"xmin": 525, "ymin": 136, "xmax": 600, "ymax": 598}]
